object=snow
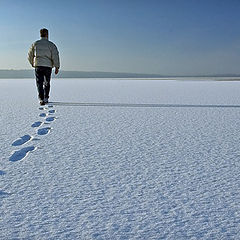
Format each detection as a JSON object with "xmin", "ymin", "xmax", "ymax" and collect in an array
[{"xmin": 1, "ymin": 78, "xmax": 240, "ymax": 239}]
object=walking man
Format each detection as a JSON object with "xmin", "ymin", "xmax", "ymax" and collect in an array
[{"xmin": 28, "ymin": 28, "xmax": 60, "ymax": 105}]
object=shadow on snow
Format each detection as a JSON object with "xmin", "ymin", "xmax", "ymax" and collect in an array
[{"xmin": 49, "ymin": 101, "xmax": 240, "ymax": 108}]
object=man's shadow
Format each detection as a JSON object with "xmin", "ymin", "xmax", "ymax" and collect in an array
[{"xmin": 49, "ymin": 102, "xmax": 240, "ymax": 108}]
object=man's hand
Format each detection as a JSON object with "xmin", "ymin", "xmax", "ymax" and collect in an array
[{"xmin": 55, "ymin": 67, "xmax": 59, "ymax": 75}]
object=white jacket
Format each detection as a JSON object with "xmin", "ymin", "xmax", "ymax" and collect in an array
[{"xmin": 28, "ymin": 37, "xmax": 60, "ymax": 68}]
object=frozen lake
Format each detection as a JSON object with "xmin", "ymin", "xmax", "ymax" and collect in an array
[{"xmin": 1, "ymin": 78, "xmax": 240, "ymax": 239}]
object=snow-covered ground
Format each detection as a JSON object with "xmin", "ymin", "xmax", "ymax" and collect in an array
[{"xmin": 1, "ymin": 78, "xmax": 240, "ymax": 239}]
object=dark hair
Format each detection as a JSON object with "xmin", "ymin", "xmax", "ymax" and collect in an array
[{"xmin": 40, "ymin": 28, "xmax": 48, "ymax": 37}]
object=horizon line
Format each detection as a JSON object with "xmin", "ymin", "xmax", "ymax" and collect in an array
[{"xmin": 0, "ymin": 69, "xmax": 240, "ymax": 78}]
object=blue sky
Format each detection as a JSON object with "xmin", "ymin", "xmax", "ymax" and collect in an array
[{"xmin": 0, "ymin": 0, "xmax": 240, "ymax": 75}]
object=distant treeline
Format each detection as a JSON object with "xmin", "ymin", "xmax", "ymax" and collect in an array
[
  {"xmin": 0, "ymin": 70, "xmax": 165, "ymax": 79},
  {"xmin": 0, "ymin": 69, "xmax": 239, "ymax": 79}
]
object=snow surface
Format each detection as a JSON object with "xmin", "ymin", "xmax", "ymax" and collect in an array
[{"xmin": 1, "ymin": 78, "xmax": 240, "ymax": 239}]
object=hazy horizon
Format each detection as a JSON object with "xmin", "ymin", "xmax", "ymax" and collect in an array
[
  {"xmin": 1, "ymin": 0, "xmax": 240, "ymax": 76},
  {"xmin": 1, "ymin": 69, "xmax": 240, "ymax": 79}
]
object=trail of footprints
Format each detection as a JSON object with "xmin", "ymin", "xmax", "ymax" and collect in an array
[{"xmin": 9, "ymin": 105, "xmax": 57, "ymax": 162}]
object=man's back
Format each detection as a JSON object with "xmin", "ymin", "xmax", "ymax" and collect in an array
[{"xmin": 28, "ymin": 37, "xmax": 60, "ymax": 69}]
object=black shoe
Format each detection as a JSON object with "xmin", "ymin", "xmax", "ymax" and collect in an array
[
  {"xmin": 40, "ymin": 100, "xmax": 45, "ymax": 106},
  {"xmin": 44, "ymin": 98, "xmax": 49, "ymax": 104}
]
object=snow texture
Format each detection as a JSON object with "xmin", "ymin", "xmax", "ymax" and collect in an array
[{"xmin": 1, "ymin": 78, "xmax": 240, "ymax": 239}]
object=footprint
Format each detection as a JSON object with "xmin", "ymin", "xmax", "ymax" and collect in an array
[
  {"xmin": 48, "ymin": 110, "xmax": 55, "ymax": 114},
  {"xmin": 39, "ymin": 113, "xmax": 47, "ymax": 117},
  {"xmin": 0, "ymin": 190, "xmax": 10, "ymax": 197},
  {"xmin": 0, "ymin": 170, "xmax": 6, "ymax": 176},
  {"xmin": 9, "ymin": 146, "xmax": 36, "ymax": 162},
  {"xmin": 48, "ymin": 105, "xmax": 53, "ymax": 108},
  {"xmin": 39, "ymin": 107, "xmax": 46, "ymax": 110},
  {"xmin": 37, "ymin": 127, "xmax": 51, "ymax": 136},
  {"xmin": 31, "ymin": 121, "xmax": 43, "ymax": 128},
  {"xmin": 45, "ymin": 117, "xmax": 56, "ymax": 122},
  {"xmin": 12, "ymin": 135, "xmax": 32, "ymax": 146}
]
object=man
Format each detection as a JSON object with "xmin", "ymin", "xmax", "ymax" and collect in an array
[{"xmin": 28, "ymin": 28, "xmax": 60, "ymax": 105}]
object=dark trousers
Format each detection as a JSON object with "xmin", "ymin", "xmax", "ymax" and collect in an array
[{"xmin": 35, "ymin": 66, "xmax": 52, "ymax": 100}]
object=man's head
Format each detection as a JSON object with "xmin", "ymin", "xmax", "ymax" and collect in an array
[{"xmin": 40, "ymin": 28, "xmax": 48, "ymax": 38}]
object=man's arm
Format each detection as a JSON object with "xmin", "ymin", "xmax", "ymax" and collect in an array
[
  {"xmin": 51, "ymin": 43, "xmax": 60, "ymax": 74},
  {"xmin": 28, "ymin": 44, "xmax": 35, "ymax": 67}
]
